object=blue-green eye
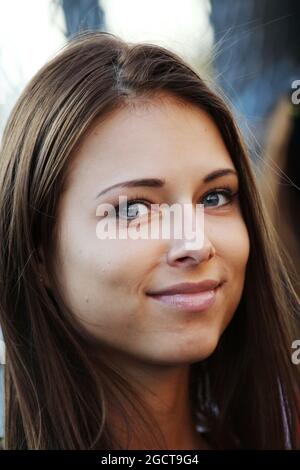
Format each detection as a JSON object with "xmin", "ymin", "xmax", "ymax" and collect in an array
[
  {"xmin": 116, "ymin": 200, "xmax": 150, "ymax": 220},
  {"xmin": 201, "ymin": 188, "xmax": 236, "ymax": 208},
  {"xmin": 113, "ymin": 187, "xmax": 237, "ymax": 221}
]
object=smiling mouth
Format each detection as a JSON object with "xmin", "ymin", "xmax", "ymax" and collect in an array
[{"xmin": 146, "ymin": 285, "xmax": 222, "ymax": 313}]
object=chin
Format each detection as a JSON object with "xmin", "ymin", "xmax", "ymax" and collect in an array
[
  {"xmin": 180, "ymin": 330, "xmax": 221, "ymax": 363},
  {"xmin": 147, "ymin": 334, "xmax": 221, "ymax": 366}
]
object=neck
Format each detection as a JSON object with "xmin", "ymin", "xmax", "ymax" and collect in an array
[{"xmin": 102, "ymin": 350, "xmax": 211, "ymax": 450}]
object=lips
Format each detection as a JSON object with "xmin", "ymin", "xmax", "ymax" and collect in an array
[
  {"xmin": 146, "ymin": 279, "xmax": 222, "ymax": 313},
  {"xmin": 146, "ymin": 279, "xmax": 221, "ymax": 296}
]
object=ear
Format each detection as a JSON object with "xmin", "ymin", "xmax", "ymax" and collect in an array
[{"xmin": 37, "ymin": 245, "xmax": 51, "ymax": 289}]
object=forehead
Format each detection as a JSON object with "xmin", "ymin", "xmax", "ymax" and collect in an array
[{"xmin": 68, "ymin": 95, "xmax": 235, "ymax": 189}]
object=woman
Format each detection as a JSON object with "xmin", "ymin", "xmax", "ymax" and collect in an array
[{"xmin": 0, "ymin": 31, "xmax": 299, "ymax": 450}]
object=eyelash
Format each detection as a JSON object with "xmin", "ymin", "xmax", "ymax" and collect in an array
[{"xmin": 113, "ymin": 185, "xmax": 239, "ymax": 220}]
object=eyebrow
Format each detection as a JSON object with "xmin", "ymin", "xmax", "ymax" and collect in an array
[{"xmin": 95, "ymin": 168, "xmax": 238, "ymax": 199}]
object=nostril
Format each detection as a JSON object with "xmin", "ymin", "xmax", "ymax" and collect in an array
[{"xmin": 177, "ymin": 257, "xmax": 194, "ymax": 265}]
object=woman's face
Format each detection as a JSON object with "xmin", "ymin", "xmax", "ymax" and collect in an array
[{"xmin": 52, "ymin": 94, "xmax": 250, "ymax": 366}]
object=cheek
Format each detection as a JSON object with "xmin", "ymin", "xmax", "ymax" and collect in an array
[
  {"xmin": 53, "ymin": 219, "xmax": 159, "ymax": 319},
  {"xmin": 210, "ymin": 215, "xmax": 250, "ymax": 276},
  {"xmin": 91, "ymin": 237, "xmax": 162, "ymax": 292},
  {"xmin": 228, "ymin": 228, "xmax": 249, "ymax": 276},
  {"xmin": 209, "ymin": 216, "xmax": 250, "ymax": 331},
  {"xmin": 53, "ymin": 228, "xmax": 165, "ymax": 346}
]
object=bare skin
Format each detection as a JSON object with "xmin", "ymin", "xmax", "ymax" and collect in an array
[
  {"xmin": 47, "ymin": 93, "xmax": 250, "ymax": 449},
  {"xmin": 103, "ymin": 351, "xmax": 213, "ymax": 449}
]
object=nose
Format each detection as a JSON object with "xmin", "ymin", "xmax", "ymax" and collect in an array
[
  {"xmin": 163, "ymin": 200, "xmax": 216, "ymax": 268},
  {"xmin": 166, "ymin": 234, "xmax": 216, "ymax": 268}
]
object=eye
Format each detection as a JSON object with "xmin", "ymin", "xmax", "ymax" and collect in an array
[
  {"xmin": 201, "ymin": 187, "xmax": 237, "ymax": 208},
  {"xmin": 116, "ymin": 199, "xmax": 150, "ymax": 220}
]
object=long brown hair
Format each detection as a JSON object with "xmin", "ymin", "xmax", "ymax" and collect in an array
[
  {"xmin": 0, "ymin": 31, "xmax": 299, "ymax": 450},
  {"xmin": 259, "ymin": 97, "xmax": 300, "ymax": 299}
]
